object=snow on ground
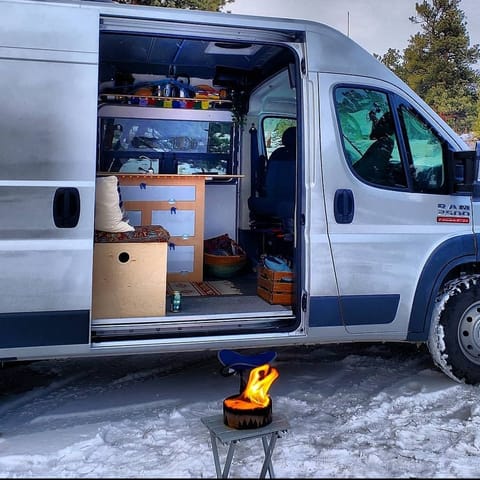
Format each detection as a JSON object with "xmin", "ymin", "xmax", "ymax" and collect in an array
[{"xmin": 1, "ymin": 343, "xmax": 480, "ymax": 478}]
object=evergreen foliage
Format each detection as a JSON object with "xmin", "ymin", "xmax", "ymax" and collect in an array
[
  {"xmin": 121, "ymin": 0, "xmax": 231, "ymax": 11},
  {"xmin": 377, "ymin": 0, "xmax": 480, "ymax": 134}
]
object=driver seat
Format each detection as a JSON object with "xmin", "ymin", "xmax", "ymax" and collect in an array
[{"xmin": 248, "ymin": 127, "xmax": 296, "ymax": 229}]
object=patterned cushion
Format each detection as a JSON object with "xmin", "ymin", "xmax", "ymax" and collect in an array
[{"xmin": 95, "ymin": 225, "xmax": 171, "ymax": 243}]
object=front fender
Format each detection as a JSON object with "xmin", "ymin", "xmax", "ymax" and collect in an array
[{"xmin": 407, "ymin": 234, "xmax": 477, "ymax": 341}]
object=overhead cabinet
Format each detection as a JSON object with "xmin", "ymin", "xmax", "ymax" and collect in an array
[{"xmin": 97, "ymin": 104, "xmax": 234, "ymax": 176}]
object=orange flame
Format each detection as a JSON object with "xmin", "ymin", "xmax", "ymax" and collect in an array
[{"xmin": 224, "ymin": 364, "xmax": 279, "ymax": 410}]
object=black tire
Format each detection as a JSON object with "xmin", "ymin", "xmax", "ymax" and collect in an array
[{"xmin": 428, "ymin": 275, "xmax": 480, "ymax": 384}]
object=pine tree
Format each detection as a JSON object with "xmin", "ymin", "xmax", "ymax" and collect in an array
[
  {"xmin": 378, "ymin": 0, "xmax": 480, "ymax": 134},
  {"xmin": 122, "ymin": 0, "xmax": 231, "ymax": 11}
]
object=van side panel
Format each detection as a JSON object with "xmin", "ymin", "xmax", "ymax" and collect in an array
[
  {"xmin": 0, "ymin": 311, "xmax": 89, "ymax": 349},
  {"xmin": 0, "ymin": 2, "xmax": 98, "ymax": 352}
]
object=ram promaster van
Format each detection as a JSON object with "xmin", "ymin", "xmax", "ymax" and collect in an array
[{"xmin": 2, "ymin": 0, "xmax": 480, "ymax": 384}]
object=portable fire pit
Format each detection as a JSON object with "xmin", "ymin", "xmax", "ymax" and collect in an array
[
  {"xmin": 223, "ymin": 363, "xmax": 279, "ymax": 429},
  {"xmin": 201, "ymin": 350, "xmax": 288, "ymax": 478},
  {"xmin": 201, "ymin": 413, "xmax": 289, "ymax": 478}
]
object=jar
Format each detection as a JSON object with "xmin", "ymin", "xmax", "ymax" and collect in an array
[{"xmin": 171, "ymin": 290, "xmax": 182, "ymax": 312}]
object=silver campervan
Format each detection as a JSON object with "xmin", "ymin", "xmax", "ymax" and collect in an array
[{"xmin": 1, "ymin": 0, "xmax": 480, "ymax": 384}]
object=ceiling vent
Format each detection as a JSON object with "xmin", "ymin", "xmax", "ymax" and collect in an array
[{"xmin": 205, "ymin": 42, "xmax": 261, "ymax": 56}]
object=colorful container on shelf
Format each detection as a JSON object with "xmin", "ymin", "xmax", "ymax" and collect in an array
[{"xmin": 98, "ymin": 94, "xmax": 230, "ymax": 110}]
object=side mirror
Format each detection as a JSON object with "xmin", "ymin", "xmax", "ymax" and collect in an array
[{"xmin": 446, "ymin": 148, "xmax": 477, "ymax": 195}]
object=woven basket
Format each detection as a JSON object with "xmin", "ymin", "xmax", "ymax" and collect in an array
[{"xmin": 204, "ymin": 234, "xmax": 247, "ymax": 278}]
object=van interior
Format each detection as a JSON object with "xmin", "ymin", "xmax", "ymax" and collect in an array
[{"xmin": 92, "ymin": 20, "xmax": 300, "ymax": 342}]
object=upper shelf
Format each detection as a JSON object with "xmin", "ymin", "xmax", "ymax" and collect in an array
[
  {"xmin": 97, "ymin": 172, "xmax": 244, "ymax": 180},
  {"xmin": 98, "ymin": 94, "xmax": 232, "ymax": 111}
]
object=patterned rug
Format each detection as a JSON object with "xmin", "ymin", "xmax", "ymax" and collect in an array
[{"xmin": 167, "ymin": 280, "xmax": 242, "ymax": 297}]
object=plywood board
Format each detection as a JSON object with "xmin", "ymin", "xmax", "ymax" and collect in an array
[{"xmin": 92, "ymin": 242, "xmax": 167, "ymax": 319}]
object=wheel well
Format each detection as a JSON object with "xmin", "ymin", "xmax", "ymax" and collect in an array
[
  {"xmin": 408, "ymin": 261, "xmax": 480, "ymax": 341},
  {"xmin": 441, "ymin": 262, "xmax": 480, "ymax": 285},
  {"xmin": 407, "ymin": 233, "xmax": 478, "ymax": 341}
]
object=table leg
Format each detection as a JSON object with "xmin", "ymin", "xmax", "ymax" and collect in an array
[
  {"xmin": 260, "ymin": 433, "xmax": 278, "ymax": 478},
  {"xmin": 209, "ymin": 432, "xmax": 238, "ymax": 479},
  {"xmin": 222, "ymin": 441, "xmax": 237, "ymax": 478},
  {"xmin": 209, "ymin": 432, "xmax": 223, "ymax": 479}
]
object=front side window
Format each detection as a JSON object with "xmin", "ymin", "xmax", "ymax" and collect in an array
[
  {"xmin": 399, "ymin": 105, "xmax": 445, "ymax": 192},
  {"xmin": 335, "ymin": 87, "xmax": 407, "ymax": 188},
  {"xmin": 334, "ymin": 85, "xmax": 450, "ymax": 193}
]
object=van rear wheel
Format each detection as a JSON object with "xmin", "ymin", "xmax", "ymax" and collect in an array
[{"xmin": 427, "ymin": 275, "xmax": 480, "ymax": 385}]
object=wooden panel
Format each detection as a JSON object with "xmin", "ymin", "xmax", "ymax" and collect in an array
[
  {"xmin": 116, "ymin": 174, "xmax": 205, "ymax": 282},
  {"xmin": 92, "ymin": 242, "xmax": 167, "ymax": 319}
]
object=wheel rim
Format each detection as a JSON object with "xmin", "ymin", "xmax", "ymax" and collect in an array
[{"xmin": 458, "ymin": 301, "xmax": 480, "ymax": 364}]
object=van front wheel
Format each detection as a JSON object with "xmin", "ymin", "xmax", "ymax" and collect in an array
[{"xmin": 427, "ymin": 275, "xmax": 480, "ymax": 385}]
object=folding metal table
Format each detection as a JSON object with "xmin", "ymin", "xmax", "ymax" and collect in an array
[{"xmin": 201, "ymin": 413, "xmax": 289, "ymax": 479}]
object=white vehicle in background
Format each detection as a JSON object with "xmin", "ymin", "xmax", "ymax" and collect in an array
[{"xmin": 1, "ymin": 0, "xmax": 480, "ymax": 384}]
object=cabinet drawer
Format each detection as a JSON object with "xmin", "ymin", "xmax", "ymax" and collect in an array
[
  {"xmin": 152, "ymin": 210, "xmax": 195, "ymax": 237},
  {"xmin": 120, "ymin": 185, "xmax": 196, "ymax": 202}
]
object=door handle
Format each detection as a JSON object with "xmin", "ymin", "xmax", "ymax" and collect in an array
[
  {"xmin": 53, "ymin": 187, "xmax": 80, "ymax": 228},
  {"xmin": 334, "ymin": 189, "xmax": 354, "ymax": 224}
]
